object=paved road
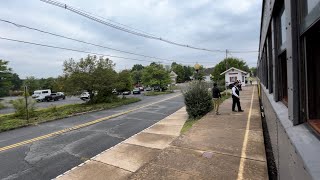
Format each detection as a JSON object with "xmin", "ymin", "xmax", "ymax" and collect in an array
[{"xmin": 0, "ymin": 93, "xmax": 184, "ymax": 180}]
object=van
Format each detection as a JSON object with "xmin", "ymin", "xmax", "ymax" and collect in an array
[{"xmin": 32, "ymin": 89, "xmax": 51, "ymax": 101}]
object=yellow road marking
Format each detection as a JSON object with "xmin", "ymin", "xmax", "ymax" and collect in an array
[
  {"xmin": 237, "ymin": 86, "xmax": 255, "ymax": 180},
  {"xmin": 0, "ymin": 94, "xmax": 181, "ymax": 152}
]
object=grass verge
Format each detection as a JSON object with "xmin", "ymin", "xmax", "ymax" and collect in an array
[
  {"xmin": 0, "ymin": 97, "xmax": 140, "ymax": 132},
  {"xmin": 0, "ymin": 102, "xmax": 5, "ymax": 109},
  {"xmin": 144, "ymin": 91, "xmax": 174, "ymax": 96},
  {"xmin": 181, "ymin": 93, "xmax": 231, "ymax": 134}
]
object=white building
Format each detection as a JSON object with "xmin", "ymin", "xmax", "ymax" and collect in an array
[
  {"xmin": 220, "ymin": 67, "xmax": 249, "ymax": 87},
  {"xmin": 170, "ymin": 71, "xmax": 178, "ymax": 84}
]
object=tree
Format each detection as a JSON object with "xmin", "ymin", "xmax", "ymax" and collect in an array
[
  {"xmin": 172, "ymin": 64, "xmax": 185, "ymax": 83},
  {"xmin": 142, "ymin": 63, "xmax": 171, "ymax": 89},
  {"xmin": 131, "ymin": 70, "xmax": 143, "ymax": 85},
  {"xmin": 211, "ymin": 57, "xmax": 250, "ymax": 83},
  {"xmin": 250, "ymin": 67, "xmax": 257, "ymax": 77},
  {"xmin": 0, "ymin": 60, "xmax": 12, "ymax": 97},
  {"xmin": 10, "ymin": 73, "xmax": 22, "ymax": 91},
  {"xmin": 117, "ymin": 70, "xmax": 133, "ymax": 92},
  {"xmin": 131, "ymin": 64, "xmax": 144, "ymax": 72},
  {"xmin": 23, "ymin": 76, "xmax": 40, "ymax": 94},
  {"xmin": 193, "ymin": 66, "xmax": 205, "ymax": 81},
  {"xmin": 63, "ymin": 55, "xmax": 117, "ymax": 103}
]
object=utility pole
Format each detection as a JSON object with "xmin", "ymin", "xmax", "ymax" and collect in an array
[{"xmin": 225, "ymin": 49, "xmax": 228, "ymax": 91}]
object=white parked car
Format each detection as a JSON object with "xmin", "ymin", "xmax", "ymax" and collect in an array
[
  {"xmin": 80, "ymin": 92, "xmax": 90, "ymax": 101},
  {"xmin": 32, "ymin": 89, "xmax": 51, "ymax": 102}
]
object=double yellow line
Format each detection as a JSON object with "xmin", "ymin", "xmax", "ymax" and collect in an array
[{"xmin": 0, "ymin": 94, "xmax": 181, "ymax": 152}]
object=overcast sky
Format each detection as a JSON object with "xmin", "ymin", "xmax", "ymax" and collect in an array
[{"xmin": 0, "ymin": 0, "xmax": 262, "ymax": 78}]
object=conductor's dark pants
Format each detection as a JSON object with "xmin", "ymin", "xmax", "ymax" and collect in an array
[{"xmin": 232, "ymin": 95, "xmax": 242, "ymax": 111}]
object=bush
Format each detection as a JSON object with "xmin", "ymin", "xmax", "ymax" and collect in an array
[
  {"xmin": 11, "ymin": 98, "xmax": 36, "ymax": 118},
  {"xmin": 183, "ymin": 81, "xmax": 213, "ymax": 118}
]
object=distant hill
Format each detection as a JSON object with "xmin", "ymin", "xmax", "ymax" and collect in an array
[{"xmin": 203, "ymin": 67, "xmax": 214, "ymax": 75}]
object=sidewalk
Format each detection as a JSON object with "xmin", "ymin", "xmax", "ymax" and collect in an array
[
  {"xmin": 56, "ymin": 86, "xmax": 268, "ymax": 179},
  {"xmin": 56, "ymin": 107, "xmax": 188, "ymax": 180}
]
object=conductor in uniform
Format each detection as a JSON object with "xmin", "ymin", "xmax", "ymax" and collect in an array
[{"xmin": 232, "ymin": 81, "xmax": 244, "ymax": 112}]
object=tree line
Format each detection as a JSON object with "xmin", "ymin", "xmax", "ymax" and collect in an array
[{"xmin": 0, "ymin": 56, "xmax": 256, "ymax": 101}]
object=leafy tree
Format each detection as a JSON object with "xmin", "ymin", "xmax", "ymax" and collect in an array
[
  {"xmin": 193, "ymin": 66, "xmax": 205, "ymax": 81},
  {"xmin": 211, "ymin": 57, "xmax": 250, "ymax": 83},
  {"xmin": 250, "ymin": 67, "xmax": 257, "ymax": 77},
  {"xmin": 10, "ymin": 73, "xmax": 22, "ymax": 91},
  {"xmin": 142, "ymin": 63, "xmax": 171, "ymax": 89},
  {"xmin": 172, "ymin": 64, "xmax": 185, "ymax": 83},
  {"xmin": 63, "ymin": 55, "xmax": 117, "ymax": 103},
  {"xmin": 131, "ymin": 64, "xmax": 144, "ymax": 72},
  {"xmin": 117, "ymin": 70, "xmax": 133, "ymax": 92},
  {"xmin": 38, "ymin": 77, "xmax": 56, "ymax": 90},
  {"xmin": 131, "ymin": 70, "xmax": 142, "ymax": 85},
  {"xmin": 23, "ymin": 76, "xmax": 40, "ymax": 94},
  {"xmin": 183, "ymin": 66, "xmax": 193, "ymax": 82},
  {"xmin": 0, "ymin": 60, "xmax": 12, "ymax": 97}
]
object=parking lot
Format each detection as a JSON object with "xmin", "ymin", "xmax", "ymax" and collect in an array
[{"xmin": 0, "ymin": 92, "xmax": 148, "ymax": 115}]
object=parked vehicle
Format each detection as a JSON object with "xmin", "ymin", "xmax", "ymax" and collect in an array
[
  {"xmin": 133, "ymin": 88, "xmax": 141, "ymax": 94},
  {"xmin": 138, "ymin": 87, "xmax": 144, "ymax": 91},
  {"xmin": 145, "ymin": 87, "xmax": 152, "ymax": 91},
  {"xmin": 80, "ymin": 92, "xmax": 90, "ymax": 101},
  {"xmin": 153, "ymin": 86, "xmax": 161, "ymax": 92},
  {"xmin": 122, "ymin": 91, "xmax": 131, "ymax": 95},
  {"xmin": 32, "ymin": 89, "xmax": 51, "ymax": 101},
  {"xmin": 44, "ymin": 93, "xmax": 65, "ymax": 101},
  {"xmin": 57, "ymin": 92, "xmax": 66, "ymax": 99}
]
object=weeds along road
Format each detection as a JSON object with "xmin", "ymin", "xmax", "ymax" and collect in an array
[{"xmin": 0, "ymin": 92, "xmax": 184, "ymax": 180}]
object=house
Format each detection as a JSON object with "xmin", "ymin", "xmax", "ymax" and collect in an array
[
  {"xmin": 220, "ymin": 67, "xmax": 249, "ymax": 86},
  {"xmin": 169, "ymin": 71, "xmax": 177, "ymax": 84}
]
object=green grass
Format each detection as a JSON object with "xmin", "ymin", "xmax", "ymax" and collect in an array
[
  {"xmin": 0, "ymin": 102, "xmax": 5, "ymax": 109},
  {"xmin": 180, "ymin": 93, "xmax": 231, "ymax": 134},
  {"xmin": 0, "ymin": 97, "xmax": 140, "ymax": 132},
  {"xmin": 144, "ymin": 91, "xmax": 174, "ymax": 96},
  {"xmin": 180, "ymin": 118, "xmax": 199, "ymax": 134}
]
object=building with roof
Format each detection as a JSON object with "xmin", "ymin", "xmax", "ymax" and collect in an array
[{"xmin": 220, "ymin": 67, "xmax": 249, "ymax": 87}]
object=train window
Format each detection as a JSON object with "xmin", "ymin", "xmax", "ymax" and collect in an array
[
  {"xmin": 307, "ymin": 0, "xmax": 320, "ymax": 13},
  {"xmin": 280, "ymin": 8, "xmax": 286, "ymax": 45},
  {"xmin": 305, "ymin": 23, "xmax": 320, "ymax": 120},
  {"xmin": 279, "ymin": 52, "xmax": 288, "ymax": 106}
]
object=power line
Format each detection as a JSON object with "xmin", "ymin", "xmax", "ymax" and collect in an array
[
  {"xmin": 0, "ymin": 36, "xmax": 162, "ymax": 63},
  {"xmin": 0, "ymin": 19, "xmax": 222, "ymax": 65},
  {"xmin": 0, "ymin": 19, "xmax": 175, "ymax": 62},
  {"xmin": 40, "ymin": 0, "xmax": 232, "ymax": 53}
]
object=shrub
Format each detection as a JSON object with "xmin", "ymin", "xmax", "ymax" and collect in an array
[
  {"xmin": 11, "ymin": 98, "xmax": 36, "ymax": 119},
  {"xmin": 183, "ymin": 81, "xmax": 213, "ymax": 118}
]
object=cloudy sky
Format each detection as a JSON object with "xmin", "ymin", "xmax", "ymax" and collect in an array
[{"xmin": 0, "ymin": 0, "xmax": 262, "ymax": 78}]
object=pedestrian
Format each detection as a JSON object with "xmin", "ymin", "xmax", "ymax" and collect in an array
[
  {"xmin": 212, "ymin": 83, "xmax": 221, "ymax": 115},
  {"xmin": 232, "ymin": 81, "xmax": 244, "ymax": 112}
]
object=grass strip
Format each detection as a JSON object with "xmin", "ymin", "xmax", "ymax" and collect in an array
[
  {"xmin": 0, "ymin": 98, "xmax": 140, "ymax": 132},
  {"xmin": 181, "ymin": 93, "xmax": 231, "ymax": 134}
]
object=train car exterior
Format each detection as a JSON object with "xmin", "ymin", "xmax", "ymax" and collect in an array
[{"xmin": 257, "ymin": 0, "xmax": 320, "ymax": 179}]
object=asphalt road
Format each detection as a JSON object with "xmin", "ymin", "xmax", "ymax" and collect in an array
[{"xmin": 0, "ymin": 92, "xmax": 184, "ymax": 180}]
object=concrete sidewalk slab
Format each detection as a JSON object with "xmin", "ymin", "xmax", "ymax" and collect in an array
[
  {"xmin": 57, "ymin": 161, "xmax": 131, "ymax": 180},
  {"xmin": 55, "ymin": 106, "xmax": 188, "ymax": 180},
  {"xmin": 131, "ymin": 86, "xmax": 268, "ymax": 180},
  {"xmin": 143, "ymin": 124, "xmax": 183, "ymax": 136},
  {"xmin": 130, "ymin": 163, "xmax": 200, "ymax": 180},
  {"xmin": 124, "ymin": 132, "xmax": 177, "ymax": 150},
  {"xmin": 93, "ymin": 143, "xmax": 160, "ymax": 172}
]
